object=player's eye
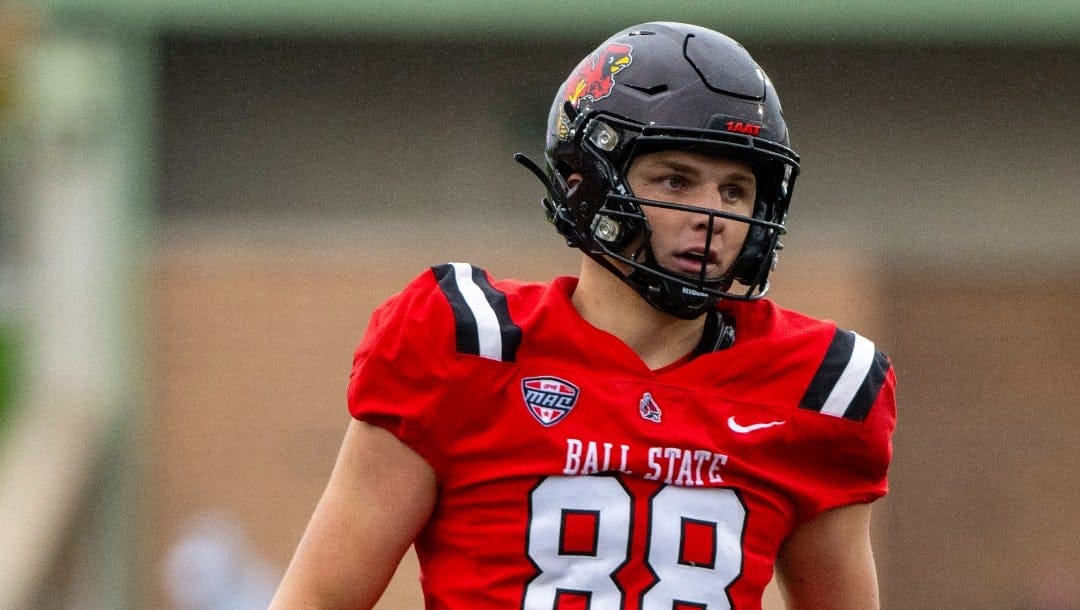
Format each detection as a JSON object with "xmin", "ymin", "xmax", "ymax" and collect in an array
[
  {"xmin": 660, "ymin": 175, "xmax": 688, "ymax": 190},
  {"xmin": 720, "ymin": 184, "xmax": 753, "ymax": 207}
]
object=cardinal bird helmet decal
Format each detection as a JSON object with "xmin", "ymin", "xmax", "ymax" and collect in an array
[{"xmin": 556, "ymin": 43, "xmax": 633, "ymax": 139}]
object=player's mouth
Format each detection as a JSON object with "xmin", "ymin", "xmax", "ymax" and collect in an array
[{"xmin": 670, "ymin": 247, "xmax": 720, "ymax": 277}]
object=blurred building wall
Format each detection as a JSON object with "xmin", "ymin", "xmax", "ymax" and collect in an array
[{"xmin": 883, "ymin": 269, "xmax": 1080, "ymax": 608}]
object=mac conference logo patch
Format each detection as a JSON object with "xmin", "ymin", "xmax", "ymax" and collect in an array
[{"xmin": 521, "ymin": 376, "xmax": 580, "ymax": 426}]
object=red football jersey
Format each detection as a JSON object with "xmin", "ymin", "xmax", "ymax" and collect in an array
[{"xmin": 348, "ymin": 263, "xmax": 896, "ymax": 610}]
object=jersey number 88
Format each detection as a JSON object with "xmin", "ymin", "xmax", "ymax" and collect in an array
[{"xmin": 524, "ymin": 476, "xmax": 747, "ymax": 609}]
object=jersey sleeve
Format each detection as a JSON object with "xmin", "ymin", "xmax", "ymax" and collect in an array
[
  {"xmin": 346, "ymin": 268, "xmax": 457, "ymax": 470},
  {"xmin": 785, "ymin": 331, "xmax": 898, "ymax": 523}
]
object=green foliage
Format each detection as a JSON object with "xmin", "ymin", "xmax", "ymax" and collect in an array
[{"xmin": 0, "ymin": 320, "xmax": 20, "ymax": 432}]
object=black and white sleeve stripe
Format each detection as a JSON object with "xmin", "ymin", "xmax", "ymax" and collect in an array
[
  {"xmin": 431, "ymin": 263, "xmax": 522, "ymax": 362},
  {"xmin": 799, "ymin": 328, "xmax": 890, "ymax": 422}
]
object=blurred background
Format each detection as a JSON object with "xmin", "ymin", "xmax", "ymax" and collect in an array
[{"xmin": 2, "ymin": 1, "xmax": 1079, "ymax": 608}]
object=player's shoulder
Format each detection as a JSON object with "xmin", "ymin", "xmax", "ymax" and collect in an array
[
  {"xmin": 427, "ymin": 262, "xmax": 548, "ymax": 305},
  {"xmin": 723, "ymin": 297, "xmax": 834, "ymax": 341},
  {"xmin": 722, "ymin": 298, "xmax": 895, "ymax": 423},
  {"xmin": 377, "ymin": 262, "xmax": 548, "ymax": 362},
  {"xmin": 719, "ymin": 299, "xmax": 897, "ymax": 516},
  {"xmin": 383, "ymin": 262, "xmax": 546, "ymax": 311}
]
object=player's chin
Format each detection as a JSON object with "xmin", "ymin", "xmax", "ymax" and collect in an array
[{"xmin": 662, "ymin": 265, "xmax": 728, "ymax": 285}]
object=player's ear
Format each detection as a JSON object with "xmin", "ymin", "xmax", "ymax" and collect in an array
[{"xmin": 566, "ymin": 173, "xmax": 583, "ymax": 197}]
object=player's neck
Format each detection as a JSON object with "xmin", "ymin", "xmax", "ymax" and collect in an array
[{"xmin": 572, "ymin": 258, "xmax": 706, "ymax": 370}]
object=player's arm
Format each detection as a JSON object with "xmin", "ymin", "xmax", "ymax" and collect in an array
[
  {"xmin": 270, "ymin": 419, "xmax": 437, "ymax": 609},
  {"xmin": 774, "ymin": 502, "xmax": 880, "ymax": 610}
]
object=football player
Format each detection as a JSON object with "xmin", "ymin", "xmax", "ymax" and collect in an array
[{"xmin": 272, "ymin": 21, "xmax": 896, "ymax": 609}]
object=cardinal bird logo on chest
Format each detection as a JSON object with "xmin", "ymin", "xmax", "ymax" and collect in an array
[{"xmin": 639, "ymin": 392, "xmax": 662, "ymax": 423}]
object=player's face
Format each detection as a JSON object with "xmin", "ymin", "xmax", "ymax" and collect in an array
[{"xmin": 626, "ymin": 149, "xmax": 756, "ymax": 281}]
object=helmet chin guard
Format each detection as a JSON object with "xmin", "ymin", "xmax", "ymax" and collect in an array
[{"xmin": 516, "ymin": 22, "xmax": 799, "ymax": 319}]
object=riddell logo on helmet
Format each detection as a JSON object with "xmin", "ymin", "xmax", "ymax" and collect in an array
[
  {"xmin": 557, "ymin": 43, "xmax": 633, "ymax": 139},
  {"xmin": 726, "ymin": 121, "xmax": 762, "ymax": 136}
]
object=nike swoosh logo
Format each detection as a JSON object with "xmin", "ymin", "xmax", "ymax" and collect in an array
[{"xmin": 727, "ymin": 416, "xmax": 786, "ymax": 434}]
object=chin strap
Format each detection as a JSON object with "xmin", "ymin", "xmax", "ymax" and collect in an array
[{"xmin": 628, "ymin": 268, "xmax": 716, "ymax": 320}]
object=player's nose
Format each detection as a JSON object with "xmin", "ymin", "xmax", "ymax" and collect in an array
[{"xmin": 690, "ymin": 206, "xmax": 726, "ymax": 234}]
